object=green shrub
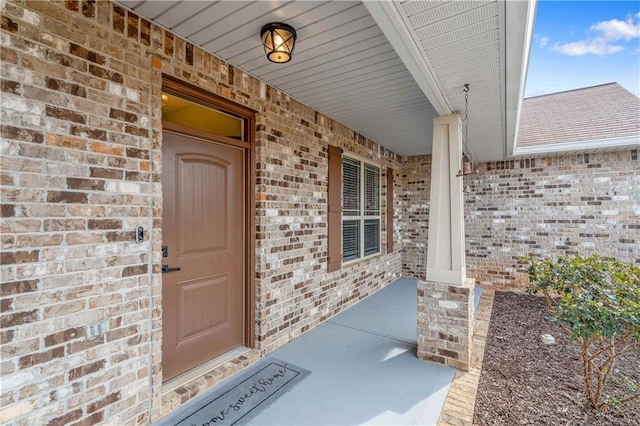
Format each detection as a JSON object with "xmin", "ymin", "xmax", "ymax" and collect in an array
[{"xmin": 525, "ymin": 255, "xmax": 640, "ymax": 409}]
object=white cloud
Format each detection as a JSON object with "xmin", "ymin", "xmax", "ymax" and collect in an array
[
  {"xmin": 590, "ymin": 17, "xmax": 640, "ymax": 41},
  {"xmin": 553, "ymin": 40, "xmax": 624, "ymax": 56},
  {"xmin": 554, "ymin": 13, "xmax": 640, "ymax": 56},
  {"xmin": 540, "ymin": 36, "xmax": 549, "ymax": 47}
]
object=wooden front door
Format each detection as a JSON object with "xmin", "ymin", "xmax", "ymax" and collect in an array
[{"xmin": 162, "ymin": 131, "xmax": 244, "ymax": 381}]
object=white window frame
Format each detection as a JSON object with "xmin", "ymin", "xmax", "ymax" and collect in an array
[{"xmin": 342, "ymin": 153, "xmax": 381, "ymax": 263}]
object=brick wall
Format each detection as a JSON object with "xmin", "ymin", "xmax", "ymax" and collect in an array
[
  {"xmin": 253, "ymin": 100, "xmax": 403, "ymax": 354},
  {"xmin": 2, "ymin": 1, "xmax": 158, "ymax": 425},
  {"xmin": 3, "ymin": 1, "xmax": 636, "ymax": 424},
  {"xmin": 400, "ymin": 155, "xmax": 431, "ymax": 278},
  {"xmin": 0, "ymin": 1, "xmax": 402, "ymax": 424},
  {"xmin": 401, "ymin": 150, "xmax": 640, "ymax": 287}
]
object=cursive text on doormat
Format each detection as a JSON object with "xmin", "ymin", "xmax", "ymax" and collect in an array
[{"xmin": 170, "ymin": 360, "xmax": 309, "ymax": 426}]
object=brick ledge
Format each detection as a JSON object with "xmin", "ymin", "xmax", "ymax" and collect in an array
[
  {"xmin": 159, "ymin": 349, "xmax": 262, "ymax": 420},
  {"xmin": 438, "ymin": 288, "xmax": 495, "ymax": 426}
]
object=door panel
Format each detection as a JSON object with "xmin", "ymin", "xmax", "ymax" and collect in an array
[
  {"xmin": 177, "ymin": 273, "xmax": 230, "ymax": 344},
  {"xmin": 162, "ymin": 131, "xmax": 244, "ymax": 381},
  {"xmin": 178, "ymin": 156, "xmax": 229, "ymax": 256}
]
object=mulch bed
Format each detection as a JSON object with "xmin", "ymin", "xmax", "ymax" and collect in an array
[{"xmin": 474, "ymin": 291, "xmax": 640, "ymax": 425}]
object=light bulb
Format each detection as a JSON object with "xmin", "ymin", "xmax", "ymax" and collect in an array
[{"xmin": 274, "ymin": 34, "xmax": 284, "ymax": 49}]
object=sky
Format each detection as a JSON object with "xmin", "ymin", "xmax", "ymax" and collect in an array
[{"xmin": 525, "ymin": 0, "xmax": 640, "ymax": 98}]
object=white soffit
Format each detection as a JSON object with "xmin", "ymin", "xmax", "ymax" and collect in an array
[
  {"xmin": 368, "ymin": 0, "xmax": 536, "ymax": 162},
  {"xmin": 117, "ymin": 0, "xmax": 438, "ymax": 157},
  {"xmin": 117, "ymin": 0, "xmax": 535, "ymax": 161}
]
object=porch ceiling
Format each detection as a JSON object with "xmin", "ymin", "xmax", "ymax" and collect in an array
[{"xmin": 117, "ymin": 0, "xmax": 534, "ymax": 161}]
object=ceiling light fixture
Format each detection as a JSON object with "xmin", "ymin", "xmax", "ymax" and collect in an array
[{"xmin": 261, "ymin": 22, "xmax": 297, "ymax": 63}]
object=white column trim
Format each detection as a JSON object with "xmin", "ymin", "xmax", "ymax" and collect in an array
[{"xmin": 426, "ymin": 114, "xmax": 466, "ymax": 285}]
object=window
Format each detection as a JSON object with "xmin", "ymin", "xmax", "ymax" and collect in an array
[
  {"xmin": 161, "ymin": 92, "xmax": 245, "ymax": 140},
  {"xmin": 342, "ymin": 156, "xmax": 380, "ymax": 262}
]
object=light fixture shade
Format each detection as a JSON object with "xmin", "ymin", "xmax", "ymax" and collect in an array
[{"xmin": 261, "ymin": 23, "xmax": 296, "ymax": 63}]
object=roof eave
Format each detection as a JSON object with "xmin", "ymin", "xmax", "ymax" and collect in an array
[
  {"xmin": 364, "ymin": 0, "xmax": 452, "ymax": 116},
  {"xmin": 368, "ymin": 0, "xmax": 538, "ymax": 162},
  {"xmin": 513, "ymin": 135, "xmax": 640, "ymax": 157},
  {"xmin": 504, "ymin": 0, "xmax": 538, "ymax": 159}
]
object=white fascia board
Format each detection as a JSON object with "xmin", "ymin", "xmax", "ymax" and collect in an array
[
  {"xmin": 513, "ymin": 136, "xmax": 640, "ymax": 156},
  {"xmin": 504, "ymin": 0, "xmax": 537, "ymax": 158},
  {"xmin": 364, "ymin": 1, "xmax": 452, "ymax": 116}
]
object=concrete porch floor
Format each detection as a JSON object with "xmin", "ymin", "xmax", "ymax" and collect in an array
[{"xmin": 164, "ymin": 278, "xmax": 482, "ymax": 425}]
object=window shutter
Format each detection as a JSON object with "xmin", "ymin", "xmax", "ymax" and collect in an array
[
  {"xmin": 327, "ymin": 145, "xmax": 343, "ymax": 272},
  {"xmin": 386, "ymin": 168, "xmax": 394, "ymax": 253}
]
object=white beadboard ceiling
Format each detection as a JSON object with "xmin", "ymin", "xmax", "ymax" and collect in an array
[
  {"xmin": 401, "ymin": 0, "xmax": 504, "ymax": 161},
  {"xmin": 117, "ymin": 0, "xmax": 534, "ymax": 161}
]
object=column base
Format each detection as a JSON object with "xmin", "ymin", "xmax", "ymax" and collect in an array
[{"xmin": 417, "ymin": 278, "xmax": 475, "ymax": 370}]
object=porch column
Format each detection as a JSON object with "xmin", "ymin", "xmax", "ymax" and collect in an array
[{"xmin": 417, "ymin": 114, "xmax": 475, "ymax": 371}]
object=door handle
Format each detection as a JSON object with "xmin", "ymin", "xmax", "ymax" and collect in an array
[{"xmin": 162, "ymin": 265, "xmax": 181, "ymax": 273}]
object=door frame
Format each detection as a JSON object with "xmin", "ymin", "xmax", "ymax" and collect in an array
[{"xmin": 161, "ymin": 75, "xmax": 256, "ymax": 350}]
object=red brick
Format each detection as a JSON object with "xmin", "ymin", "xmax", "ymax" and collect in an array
[
  {"xmin": 0, "ymin": 280, "xmax": 38, "ymax": 297},
  {"xmin": 69, "ymin": 125, "xmax": 107, "ymax": 141},
  {"xmin": 19, "ymin": 346, "xmax": 65, "ymax": 368},
  {"xmin": 127, "ymin": 11, "xmax": 138, "ymax": 40},
  {"xmin": 45, "ymin": 76, "xmax": 87, "ymax": 98},
  {"xmin": 122, "ymin": 264, "xmax": 147, "ymax": 277},
  {"xmin": 1, "ymin": 204, "xmax": 15, "ymax": 217},
  {"xmin": 44, "ymin": 327, "xmax": 85, "ymax": 347},
  {"xmin": 66, "ymin": 178, "xmax": 105, "ymax": 191},
  {"xmin": 88, "ymin": 64, "xmax": 123, "ymax": 84},
  {"xmin": 140, "ymin": 19, "xmax": 151, "ymax": 46},
  {"xmin": 1, "ymin": 299, "xmax": 13, "ymax": 313},
  {"xmin": 87, "ymin": 391, "xmax": 120, "ymax": 413},
  {"xmin": 1, "ymin": 16, "xmax": 18, "ymax": 32},
  {"xmin": 110, "ymin": 108, "xmax": 137, "ymax": 123},
  {"xmin": 124, "ymin": 125, "xmax": 148, "ymax": 137},
  {"xmin": 1, "ymin": 80, "xmax": 20, "ymax": 94},
  {"xmin": 81, "ymin": 1, "xmax": 95, "ymax": 19},
  {"xmin": 47, "ymin": 191, "xmax": 88, "ymax": 204},
  {"xmin": 69, "ymin": 43, "xmax": 105, "ymax": 65},
  {"xmin": 0, "ymin": 250, "xmax": 40, "ymax": 265},
  {"xmin": 1, "ymin": 125, "xmax": 44, "ymax": 144},
  {"xmin": 89, "ymin": 167, "xmax": 123, "ymax": 179},
  {"xmin": 71, "ymin": 411, "xmax": 104, "ymax": 426},
  {"xmin": 65, "ymin": 0, "xmax": 80, "ymax": 12},
  {"xmin": 68, "ymin": 359, "xmax": 106, "ymax": 380},
  {"xmin": 1, "ymin": 329, "xmax": 15, "ymax": 344},
  {"xmin": 46, "ymin": 105, "xmax": 86, "ymax": 124},
  {"xmin": 112, "ymin": 5, "xmax": 125, "ymax": 33},
  {"xmin": 46, "ymin": 408, "xmax": 82, "ymax": 426},
  {"xmin": 105, "ymin": 230, "xmax": 136, "ymax": 242},
  {"xmin": 1, "ymin": 309, "xmax": 39, "ymax": 327},
  {"xmin": 87, "ymin": 219, "xmax": 121, "ymax": 230}
]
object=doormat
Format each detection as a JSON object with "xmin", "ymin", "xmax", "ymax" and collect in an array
[{"xmin": 157, "ymin": 358, "xmax": 310, "ymax": 426}]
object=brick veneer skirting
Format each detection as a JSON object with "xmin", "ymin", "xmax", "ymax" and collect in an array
[{"xmin": 417, "ymin": 279, "xmax": 474, "ymax": 371}]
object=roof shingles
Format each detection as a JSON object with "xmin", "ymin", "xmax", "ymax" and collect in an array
[{"xmin": 517, "ymin": 83, "xmax": 640, "ymax": 148}]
